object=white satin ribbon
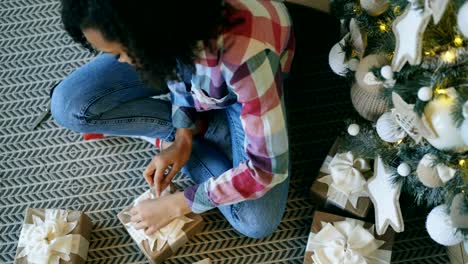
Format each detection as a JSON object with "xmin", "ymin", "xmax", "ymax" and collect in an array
[
  {"xmin": 319, "ymin": 152, "xmax": 371, "ymax": 209},
  {"xmin": 125, "ymin": 190, "xmax": 192, "ymax": 253},
  {"xmin": 16, "ymin": 209, "xmax": 89, "ymax": 264},
  {"xmin": 307, "ymin": 219, "xmax": 391, "ymax": 264}
]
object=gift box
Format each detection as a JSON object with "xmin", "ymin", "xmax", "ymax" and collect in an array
[
  {"xmin": 304, "ymin": 211, "xmax": 394, "ymax": 264},
  {"xmin": 310, "ymin": 139, "xmax": 373, "ymax": 218},
  {"xmin": 118, "ymin": 189, "xmax": 205, "ymax": 264},
  {"xmin": 447, "ymin": 242, "xmax": 468, "ymax": 264},
  {"xmin": 15, "ymin": 208, "xmax": 92, "ymax": 264}
]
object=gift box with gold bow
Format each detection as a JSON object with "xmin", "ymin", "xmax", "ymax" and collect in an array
[
  {"xmin": 15, "ymin": 208, "xmax": 92, "ymax": 264},
  {"xmin": 304, "ymin": 211, "xmax": 394, "ymax": 264},
  {"xmin": 118, "ymin": 188, "xmax": 205, "ymax": 264},
  {"xmin": 310, "ymin": 139, "xmax": 373, "ymax": 218}
]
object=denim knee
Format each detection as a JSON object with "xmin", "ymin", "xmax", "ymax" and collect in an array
[
  {"xmin": 224, "ymin": 177, "xmax": 290, "ymax": 239},
  {"xmin": 50, "ymin": 80, "xmax": 90, "ymax": 133},
  {"xmin": 232, "ymin": 212, "xmax": 282, "ymax": 239}
]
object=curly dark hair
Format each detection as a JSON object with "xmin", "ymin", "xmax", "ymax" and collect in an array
[{"xmin": 60, "ymin": 0, "xmax": 226, "ymax": 88}]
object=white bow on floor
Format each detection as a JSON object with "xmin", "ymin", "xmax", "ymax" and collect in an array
[
  {"xmin": 307, "ymin": 219, "xmax": 391, "ymax": 264},
  {"xmin": 16, "ymin": 209, "xmax": 89, "ymax": 264}
]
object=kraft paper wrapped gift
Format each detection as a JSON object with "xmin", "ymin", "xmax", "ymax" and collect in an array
[
  {"xmin": 310, "ymin": 139, "xmax": 373, "ymax": 218},
  {"xmin": 304, "ymin": 211, "xmax": 394, "ymax": 264},
  {"xmin": 15, "ymin": 208, "xmax": 92, "ymax": 264},
  {"xmin": 118, "ymin": 189, "xmax": 205, "ymax": 264},
  {"xmin": 447, "ymin": 242, "xmax": 468, "ymax": 264}
]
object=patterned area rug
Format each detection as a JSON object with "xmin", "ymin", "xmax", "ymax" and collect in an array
[{"xmin": 0, "ymin": 1, "xmax": 450, "ymax": 263}]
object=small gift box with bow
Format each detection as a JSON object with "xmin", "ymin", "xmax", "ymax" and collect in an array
[
  {"xmin": 118, "ymin": 188, "xmax": 205, "ymax": 264},
  {"xmin": 310, "ymin": 139, "xmax": 373, "ymax": 217},
  {"xmin": 304, "ymin": 211, "xmax": 394, "ymax": 264},
  {"xmin": 15, "ymin": 208, "xmax": 92, "ymax": 264}
]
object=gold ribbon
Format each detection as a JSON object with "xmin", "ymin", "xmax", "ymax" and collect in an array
[{"xmin": 16, "ymin": 209, "xmax": 89, "ymax": 264}]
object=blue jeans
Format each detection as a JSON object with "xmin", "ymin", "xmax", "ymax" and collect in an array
[{"xmin": 51, "ymin": 54, "xmax": 290, "ymax": 238}]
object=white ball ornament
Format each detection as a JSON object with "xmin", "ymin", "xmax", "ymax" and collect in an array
[
  {"xmin": 376, "ymin": 112, "xmax": 407, "ymax": 142},
  {"xmin": 329, "ymin": 35, "xmax": 351, "ymax": 76},
  {"xmin": 426, "ymin": 205, "xmax": 464, "ymax": 246},
  {"xmin": 360, "ymin": 0, "xmax": 390, "ymax": 17},
  {"xmin": 424, "ymin": 88, "xmax": 468, "ymax": 152},
  {"xmin": 417, "ymin": 87, "xmax": 433, "ymax": 102},
  {"xmin": 397, "ymin": 163, "xmax": 411, "ymax": 176},
  {"xmin": 348, "ymin": 124, "xmax": 360, "ymax": 136},
  {"xmin": 458, "ymin": 2, "xmax": 468, "ymax": 38},
  {"xmin": 380, "ymin": 65, "xmax": 394, "ymax": 80}
]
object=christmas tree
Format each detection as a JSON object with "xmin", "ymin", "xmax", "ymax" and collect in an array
[{"xmin": 329, "ymin": 0, "xmax": 467, "ymax": 246}]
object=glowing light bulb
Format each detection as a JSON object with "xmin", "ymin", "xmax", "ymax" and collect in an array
[
  {"xmin": 454, "ymin": 36, "xmax": 463, "ymax": 47},
  {"xmin": 442, "ymin": 50, "xmax": 456, "ymax": 63},
  {"xmin": 435, "ymin": 87, "xmax": 447, "ymax": 95},
  {"xmin": 460, "ymin": 159, "xmax": 466, "ymax": 166},
  {"xmin": 378, "ymin": 21, "xmax": 388, "ymax": 32},
  {"xmin": 353, "ymin": 4, "xmax": 361, "ymax": 13}
]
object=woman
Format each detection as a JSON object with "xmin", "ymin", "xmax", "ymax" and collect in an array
[{"xmin": 54, "ymin": 0, "xmax": 294, "ymax": 238}]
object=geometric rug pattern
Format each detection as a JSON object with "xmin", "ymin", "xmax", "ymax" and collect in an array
[{"xmin": 0, "ymin": 1, "xmax": 449, "ymax": 263}]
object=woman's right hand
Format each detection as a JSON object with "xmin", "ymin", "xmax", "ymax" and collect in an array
[{"xmin": 143, "ymin": 128, "xmax": 193, "ymax": 196}]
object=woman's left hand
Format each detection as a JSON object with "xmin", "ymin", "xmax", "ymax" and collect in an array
[{"xmin": 130, "ymin": 192, "xmax": 192, "ymax": 235}]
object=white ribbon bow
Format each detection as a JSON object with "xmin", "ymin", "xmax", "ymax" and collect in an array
[
  {"xmin": 319, "ymin": 152, "xmax": 371, "ymax": 209},
  {"xmin": 307, "ymin": 220, "xmax": 391, "ymax": 264},
  {"xmin": 16, "ymin": 210, "xmax": 89, "ymax": 264},
  {"xmin": 125, "ymin": 190, "xmax": 192, "ymax": 252}
]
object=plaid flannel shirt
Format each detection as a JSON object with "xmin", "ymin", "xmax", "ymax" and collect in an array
[{"xmin": 167, "ymin": 0, "xmax": 295, "ymax": 213}]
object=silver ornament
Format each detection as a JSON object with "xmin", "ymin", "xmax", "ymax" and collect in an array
[{"xmin": 376, "ymin": 112, "xmax": 407, "ymax": 143}]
